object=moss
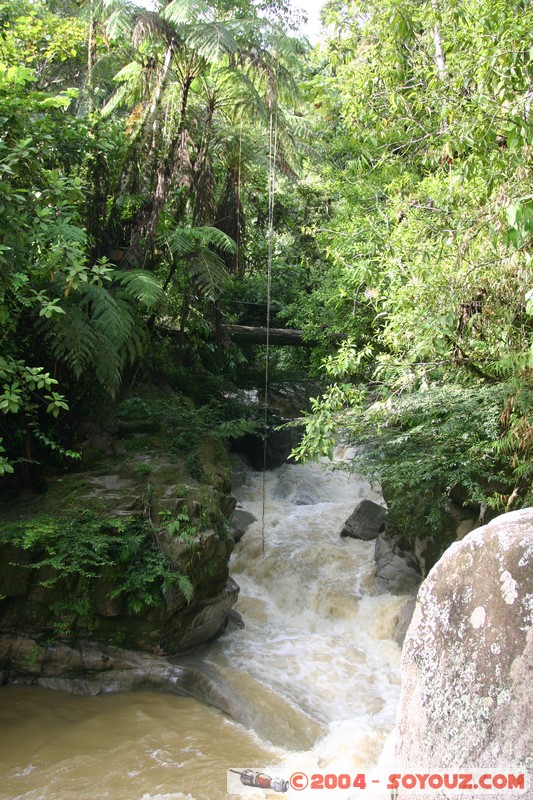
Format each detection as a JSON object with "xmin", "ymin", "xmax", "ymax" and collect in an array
[{"xmin": 0, "ymin": 384, "xmax": 238, "ymax": 653}]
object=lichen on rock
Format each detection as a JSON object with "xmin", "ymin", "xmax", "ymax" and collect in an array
[{"xmin": 395, "ymin": 508, "xmax": 533, "ymax": 784}]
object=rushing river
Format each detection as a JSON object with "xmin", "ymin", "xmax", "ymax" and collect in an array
[{"xmin": 0, "ymin": 457, "xmax": 406, "ymax": 800}]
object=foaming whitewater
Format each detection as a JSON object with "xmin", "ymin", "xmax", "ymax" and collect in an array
[
  {"xmin": 0, "ymin": 456, "xmax": 407, "ymax": 800},
  {"xmin": 209, "ymin": 456, "xmax": 407, "ymax": 798}
]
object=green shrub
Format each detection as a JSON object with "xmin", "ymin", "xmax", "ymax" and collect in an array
[
  {"xmin": 344, "ymin": 383, "xmax": 514, "ymax": 545},
  {"xmin": 0, "ymin": 511, "xmax": 194, "ymax": 635}
]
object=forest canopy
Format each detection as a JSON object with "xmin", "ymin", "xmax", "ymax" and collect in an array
[{"xmin": 1, "ymin": 0, "xmax": 532, "ymax": 550}]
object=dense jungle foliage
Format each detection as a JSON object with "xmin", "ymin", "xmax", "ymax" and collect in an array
[{"xmin": 1, "ymin": 0, "xmax": 532, "ymax": 554}]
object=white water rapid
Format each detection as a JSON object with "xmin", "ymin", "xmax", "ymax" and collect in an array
[
  {"xmin": 0, "ymin": 456, "xmax": 407, "ymax": 800},
  {"xmin": 213, "ymin": 455, "xmax": 406, "ymax": 799}
]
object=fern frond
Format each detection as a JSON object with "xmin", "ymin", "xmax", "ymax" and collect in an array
[
  {"xmin": 92, "ymin": 325, "xmax": 125, "ymax": 395},
  {"xmin": 194, "ymin": 226, "xmax": 237, "ymax": 255},
  {"xmin": 102, "ymin": 83, "xmax": 132, "ymax": 116},
  {"xmin": 163, "ymin": 0, "xmax": 210, "ymax": 26},
  {"xmin": 215, "ymin": 68, "xmax": 265, "ymax": 120},
  {"xmin": 160, "ymin": 227, "xmax": 195, "ymax": 257},
  {"xmin": 190, "ymin": 251, "xmax": 230, "ymax": 299},
  {"xmin": 113, "ymin": 60, "xmax": 143, "ymax": 84},
  {"xmin": 105, "ymin": 3, "xmax": 137, "ymax": 41},
  {"xmin": 183, "ymin": 22, "xmax": 238, "ymax": 61},
  {"xmin": 177, "ymin": 572, "xmax": 194, "ymax": 603},
  {"xmin": 118, "ymin": 304, "xmax": 149, "ymax": 364},
  {"xmin": 80, "ymin": 284, "xmax": 132, "ymax": 350},
  {"xmin": 114, "ymin": 270, "xmax": 164, "ymax": 309},
  {"xmin": 42, "ymin": 307, "xmax": 99, "ymax": 380},
  {"xmin": 160, "ymin": 225, "xmax": 237, "ymax": 257}
]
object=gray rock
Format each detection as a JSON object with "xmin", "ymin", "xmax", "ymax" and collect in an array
[
  {"xmin": 395, "ymin": 597, "xmax": 417, "ymax": 647},
  {"xmin": 374, "ymin": 532, "xmax": 421, "ymax": 594},
  {"xmin": 293, "ymin": 492, "xmax": 316, "ymax": 506},
  {"xmin": 341, "ymin": 499, "xmax": 387, "ymax": 540},
  {"xmin": 226, "ymin": 609, "xmax": 245, "ymax": 630},
  {"xmin": 395, "ymin": 508, "xmax": 533, "ymax": 782},
  {"xmin": 0, "ymin": 436, "xmax": 240, "ymax": 657},
  {"xmin": 230, "ymin": 508, "xmax": 256, "ymax": 543}
]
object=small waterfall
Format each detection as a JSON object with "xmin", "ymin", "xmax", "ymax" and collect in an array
[{"xmin": 209, "ymin": 456, "xmax": 407, "ymax": 797}]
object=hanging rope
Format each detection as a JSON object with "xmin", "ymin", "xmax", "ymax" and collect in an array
[
  {"xmin": 236, "ymin": 117, "xmax": 243, "ymax": 272},
  {"xmin": 261, "ymin": 105, "xmax": 278, "ymax": 555}
]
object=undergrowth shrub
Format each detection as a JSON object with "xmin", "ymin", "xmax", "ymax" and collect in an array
[
  {"xmin": 0, "ymin": 511, "xmax": 194, "ymax": 636},
  {"xmin": 343, "ymin": 383, "xmax": 516, "ymax": 549}
]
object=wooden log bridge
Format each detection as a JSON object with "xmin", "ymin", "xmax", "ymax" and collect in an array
[
  {"xmin": 227, "ymin": 325, "xmax": 307, "ymax": 346},
  {"xmin": 157, "ymin": 321, "xmax": 339, "ymax": 347}
]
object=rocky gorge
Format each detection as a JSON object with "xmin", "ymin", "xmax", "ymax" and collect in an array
[{"xmin": 0, "ymin": 388, "xmax": 531, "ymax": 796}]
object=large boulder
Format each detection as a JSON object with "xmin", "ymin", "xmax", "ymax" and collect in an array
[
  {"xmin": 341, "ymin": 499, "xmax": 387, "ymax": 540},
  {"xmin": 230, "ymin": 418, "xmax": 302, "ymax": 470},
  {"xmin": 395, "ymin": 508, "xmax": 533, "ymax": 781},
  {"xmin": 0, "ymin": 390, "xmax": 240, "ymax": 659}
]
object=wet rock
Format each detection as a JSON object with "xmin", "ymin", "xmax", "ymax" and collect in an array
[
  {"xmin": 293, "ymin": 492, "xmax": 315, "ymax": 506},
  {"xmin": 230, "ymin": 417, "xmax": 303, "ymax": 470},
  {"xmin": 0, "ymin": 633, "xmax": 241, "ymax": 704},
  {"xmin": 341, "ymin": 499, "xmax": 387, "ymax": 540},
  {"xmin": 0, "ymin": 443, "xmax": 239, "ymax": 657},
  {"xmin": 0, "ymin": 633, "xmax": 323, "ymax": 749},
  {"xmin": 261, "ymin": 382, "xmax": 320, "ymax": 418},
  {"xmin": 226, "ymin": 609, "xmax": 245, "ymax": 630},
  {"xmin": 230, "ymin": 508, "xmax": 256, "ymax": 543},
  {"xmin": 374, "ymin": 532, "xmax": 422, "ymax": 594},
  {"xmin": 165, "ymin": 576, "xmax": 240, "ymax": 652},
  {"xmin": 395, "ymin": 508, "xmax": 533, "ymax": 779},
  {"xmin": 219, "ymin": 495, "xmax": 237, "ymax": 519},
  {"xmin": 394, "ymin": 597, "xmax": 417, "ymax": 647}
]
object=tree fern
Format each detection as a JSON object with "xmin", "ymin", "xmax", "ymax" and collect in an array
[
  {"xmin": 82, "ymin": 283, "xmax": 128, "ymax": 338},
  {"xmin": 104, "ymin": 0, "xmax": 138, "ymax": 41},
  {"xmin": 40, "ymin": 269, "xmax": 163, "ymax": 397},
  {"xmin": 160, "ymin": 224, "xmax": 235, "ymax": 299},
  {"xmin": 189, "ymin": 252, "xmax": 230, "ymax": 300},
  {"xmin": 102, "ymin": 62, "xmax": 142, "ymax": 116},
  {"xmin": 214, "ymin": 67, "xmax": 266, "ymax": 122},
  {"xmin": 161, "ymin": 224, "xmax": 237, "ymax": 257},
  {"xmin": 163, "ymin": 0, "xmax": 211, "ymax": 26},
  {"xmin": 114, "ymin": 269, "xmax": 165, "ymax": 308},
  {"xmin": 182, "ymin": 22, "xmax": 239, "ymax": 62}
]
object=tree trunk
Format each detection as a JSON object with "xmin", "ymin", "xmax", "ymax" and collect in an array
[{"xmin": 430, "ymin": 0, "xmax": 447, "ymax": 81}]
